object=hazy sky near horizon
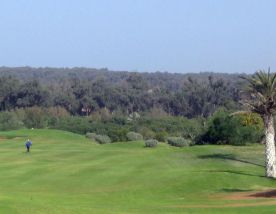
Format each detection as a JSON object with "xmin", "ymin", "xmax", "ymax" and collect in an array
[{"xmin": 0, "ymin": 0, "xmax": 276, "ymax": 73}]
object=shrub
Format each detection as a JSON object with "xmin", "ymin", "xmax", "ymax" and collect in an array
[
  {"xmin": 46, "ymin": 106, "xmax": 70, "ymax": 126},
  {"xmin": 127, "ymin": 132, "xmax": 143, "ymax": 141},
  {"xmin": 52, "ymin": 117, "xmax": 130, "ymax": 142},
  {"xmin": 167, "ymin": 137, "xmax": 191, "ymax": 147},
  {"xmin": 86, "ymin": 132, "xmax": 97, "ymax": 140},
  {"xmin": 86, "ymin": 132, "xmax": 111, "ymax": 144},
  {"xmin": 155, "ymin": 131, "xmax": 168, "ymax": 142},
  {"xmin": 0, "ymin": 111, "xmax": 24, "ymax": 131},
  {"xmin": 145, "ymin": 139, "xmax": 158, "ymax": 148},
  {"xmin": 133, "ymin": 116, "xmax": 204, "ymax": 140},
  {"xmin": 199, "ymin": 111, "xmax": 264, "ymax": 145},
  {"xmin": 47, "ymin": 106, "xmax": 70, "ymax": 118},
  {"xmin": 137, "ymin": 127, "xmax": 155, "ymax": 140},
  {"xmin": 94, "ymin": 134, "xmax": 111, "ymax": 144},
  {"xmin": 23, "ymin": 107, "xmax": 47, "ymax": 128},
  {"xmin": 104, "ymin": 127, "xmax": 128, "ymax": 142},
  {"xmin": 52, "ymin": 117, "xmax": 91, "ymax": 134}
]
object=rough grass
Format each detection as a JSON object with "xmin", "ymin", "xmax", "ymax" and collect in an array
[{"xmin": 0, "ymin": 129, "xmax": 275, "ymax": 213}]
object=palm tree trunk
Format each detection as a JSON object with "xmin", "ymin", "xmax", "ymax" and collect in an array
[{"xmin": 264, "ymin": 114, "xmax": 276, "ymax": 178}]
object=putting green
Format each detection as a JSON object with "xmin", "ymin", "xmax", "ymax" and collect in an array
[{"xmin": 0, "ymin": 129, "xmax": 275, "ymax": 213}]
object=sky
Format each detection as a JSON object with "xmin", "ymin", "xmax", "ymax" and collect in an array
[{"xmin": 0, "ymin": 0, "xmax": 276, "ymax": 73}]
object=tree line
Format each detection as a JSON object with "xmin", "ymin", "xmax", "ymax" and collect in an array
[{"xmin": 0, "ymin": 67, "xmax": 244, "ymax": 117}]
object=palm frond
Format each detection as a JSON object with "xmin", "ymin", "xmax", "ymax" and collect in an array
[{"xmin": 240, "ymin": 69, "xmax": 276, "ymax": 115}]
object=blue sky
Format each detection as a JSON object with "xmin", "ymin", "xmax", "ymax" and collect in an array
[{"xmin": 0, "ymin": 0, "xmax": 276, "ymax": 73}]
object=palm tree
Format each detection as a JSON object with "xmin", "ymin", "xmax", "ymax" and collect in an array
[{"xmin": 241, "ymin": 69, "xmax": 276, "ymax": 178}]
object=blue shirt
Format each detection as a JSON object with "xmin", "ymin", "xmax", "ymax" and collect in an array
[{"xmin": 25, "ymin": 141, "xmax": 32, "ymax": 147}]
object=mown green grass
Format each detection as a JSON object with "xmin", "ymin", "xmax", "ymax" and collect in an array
[{"xmin": 0, "ymin": 129, "xmax": 275, "ymax": 213}]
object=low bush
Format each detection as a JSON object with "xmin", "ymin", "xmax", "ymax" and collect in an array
[
  {"xmin": 94, "ymin": 134, "xmax": 111, "ymax": 144},
  {"xmin": 86, "ymin": 132, "xmax": 97, "ymax": 140},
  {"xmin": 127, "ymin": 132, "xmax": 143, "ymax": 141},
  {"xmin": 167, "ymin": 137, "xmax": 191, "ymax": 147},
  {"xmin": 145, "ymin": 139, "xmax": 158, "ymax": 148}
]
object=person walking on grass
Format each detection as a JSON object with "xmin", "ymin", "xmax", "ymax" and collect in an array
[{"xmin": 25, "ymin": 139, "xmax": 32, "ymax": 152}]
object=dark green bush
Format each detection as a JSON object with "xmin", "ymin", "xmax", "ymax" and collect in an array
[
  {"xmin": 104, "ymin": 127, "xmax": 128, "ymax": 142},
  {"xmin": 167, "ymin": 137, "xmax": 191, "ymax": 147},
  {"xmin": 155, "ymin": 131, "xmax": 168, "ymax": 142},
  {"xmin": 126, "ymin": 132, "xmax": 143, "ymax": 141},
  {"xmin": 52, "ymin": 117, "xmax": 91, "ymax": 134},
  {"xmin": 199, "ymin": 111, "xmax": 263, "ymax": 145},
  {"xmin": 145, "ymin": 139, "xmax": 158, "ymax": 148},
  {"xmin": 94, "ymin": 134, "xmax": 111, "ymax": 144}
]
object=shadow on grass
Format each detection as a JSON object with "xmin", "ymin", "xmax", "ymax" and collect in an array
[
  {"xmin": 250, "ymin": 189, "xmax": 276, "ymax": 198},
  {"xmin": 203, "ymin": 169, "xmax": 265, "ymax": 178},
  {"xmin": 221, "ymin": 188, "xmax": 276, "ymax": 198},
  {"xmin": 221, "ymin": 188, "xmax": 253, "ymax": 192},
  {"xmin": 198, "ymin": 153, "xmax": 264, "ymax": 168}
]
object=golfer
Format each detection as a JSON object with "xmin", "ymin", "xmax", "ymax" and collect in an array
[{"xmin": 25, "ymin": 139, "xmax": 32, "ymax": 152}]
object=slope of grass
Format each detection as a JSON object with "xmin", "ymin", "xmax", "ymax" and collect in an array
[{"xmin": 0, "ymin": 129, "xmax": 275, "ymax": 213}]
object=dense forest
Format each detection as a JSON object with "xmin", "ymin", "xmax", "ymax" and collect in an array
[{"xmin": 0, "ymin": 66, "xmax": 244, "ymax": 117}]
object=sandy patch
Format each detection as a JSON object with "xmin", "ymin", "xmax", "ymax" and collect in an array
[{"xmin": 167, "ymin": 189, "xmax": 276, "ymax": 208}]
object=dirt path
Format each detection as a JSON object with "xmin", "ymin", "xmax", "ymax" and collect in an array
[
  {"xmin": 167, "ymin": 189, "xmax": 276, "ymax": 208},
  {"xmin": 168, "ymin": 200, "xmax": 276, "ymax": 208}
]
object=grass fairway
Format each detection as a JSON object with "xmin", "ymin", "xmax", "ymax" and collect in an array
[{"xmin": 0, "ymin": 129, "xmax": 276, "ymax": 213}]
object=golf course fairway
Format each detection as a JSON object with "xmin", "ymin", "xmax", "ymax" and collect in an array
[{"xmin": 0, "ymin": 129, "xmax": 275, "ymax": 213}]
